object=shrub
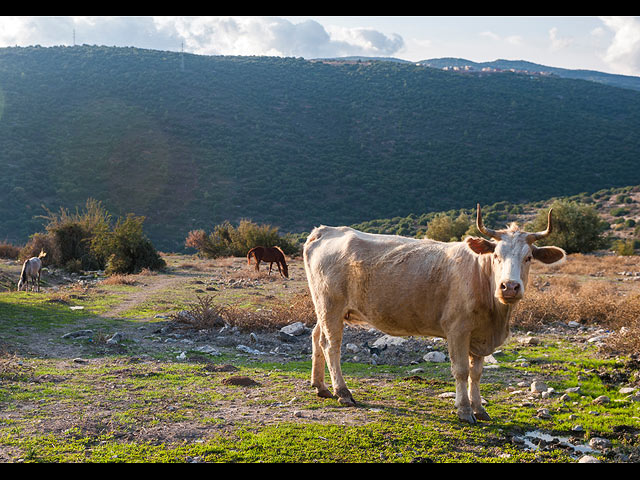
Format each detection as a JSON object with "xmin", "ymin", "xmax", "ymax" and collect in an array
[
  {"xmin": 21, "ymin": 198, "xmax": 110, "ymax": 269},
  {"xmin": 92, "ymin": 214, "xmax": 166, "ymax": 275},
  {"xmin": 185, "ymin": 219, "xmax": 298, "ymax": 258},
  {"xmin": 423, "ymin": 212, "xmax": 470, "ymax": 242},
  {"xmin": 0, "ymin": 243, "xmax": 21, "ymax": 259},
  {"xmin": 526, "ymin": 199, "xmax": 609, "ymax": 254},
  {"xmin": 21, "ymin": 198, "xmax": 164, "ymax": 275}
]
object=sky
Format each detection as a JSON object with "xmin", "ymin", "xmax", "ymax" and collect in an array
[{"xmin": 1, "ymin": 16, "xmax": 640, "ymax": 77}]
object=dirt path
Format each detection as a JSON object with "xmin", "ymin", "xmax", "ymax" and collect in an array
[{"xmin": 106, "ymin": 273, "xmax": 185, "ymax": 318}]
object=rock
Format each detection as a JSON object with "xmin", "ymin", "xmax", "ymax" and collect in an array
[
  {"xmin": 578, "ymin": 455, "xmax": 601, "ymax": 463},
  {"xmin": 236, "ymin": 344, "xmax": 265, "ymax": 355},
  {"xmin": 589, "ymin": 437, "xmax": 612, "ymax": 450},
  {"xmin": 373, "ymin": 335, "xmax": 407, "ymax": 348},
  {"xmin": 195, "ymin": 345, "xmax": 221, "ymax": 356},
  {"xmin": 278, "ymin": 331, "xmax": 298, "ymax": 343},
  {"xmin": 280, "ymin": 322, "xmax": 307, "ymax": 336},
  {"xmin": 106, "ymin": 332, "xmax": 123, "ymax": 345},
  {"xmin": 530, "ymin": 381, "xmax": 548, "ymax": 394},
  {"xmin": 592, "ymin": 395, "xmax": 610, "ymax": 405},
  {"xmin": 345, "ymin": 343, "xmax": 360, "ymax": 354},
  {"xmin": 484, "ymin": 354, "xmax": 498, "ymax": 364},
  {"xmin": 519, "ymin": 336, "xmax": 540, "ymax": 345},
  {"xmin": 438, "ymin": 392, "xmax": 457, "ymax": 399},
  {"xmin": 423, "ymin": 351, "xmax": 446, "ymax": 363},
  {"xmin": 62, "ymin": 329, "xmax": 94, "ymax": 339},
  {"xmin": 536, "ymin": 408, "xmax": 551, "ymax": 419}
]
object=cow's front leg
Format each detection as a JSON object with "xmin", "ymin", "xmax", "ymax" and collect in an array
[
  {"xmin": 447, "ymin": 333, "xmax": 476, "ymax": 424},
  {"xmin": 469, "ymin": 353, "xmax": 490, "ymax": 421}
]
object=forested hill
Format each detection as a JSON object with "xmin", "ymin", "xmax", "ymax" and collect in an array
[{"xmin": 2, "ymin": 45, "xmax": 640, "ymax": 251}]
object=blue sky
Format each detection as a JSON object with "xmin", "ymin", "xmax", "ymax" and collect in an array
[{"xmin": 1, "ymin": 16, "xmax": 639, "ymax": 76}]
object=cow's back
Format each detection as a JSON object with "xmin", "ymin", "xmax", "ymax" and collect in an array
[{"xmin": 303, "ymin": 226, "xmax": 475, "ymax": 337}]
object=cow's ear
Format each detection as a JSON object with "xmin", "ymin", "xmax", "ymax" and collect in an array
[
  {"xmin": 531, "ymin": 245, "xmax": 566, "ymax": 264},
  {"xmin": 465, "ymin": 236, "xmax": 496, "ymax": 255}
]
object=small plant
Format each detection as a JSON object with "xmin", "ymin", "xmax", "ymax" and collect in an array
[{"xmin": 171, "ymin": 295, "xmax": 227, "ymax": 330}]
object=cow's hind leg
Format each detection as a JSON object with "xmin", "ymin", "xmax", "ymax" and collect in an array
[
  {"xmin": 323, "ymin": 319, "xmax": 354, "ymax": 406},
  {"xmin": 311, "ymin": 310, "xmax": 355, "ymax": 406},
  {"xmin": 469, "ymin": 353, "xmax": 490, "ymax": 421},
  {"xmin": 311, "ymin": 324, "xmax": 333, "ymax": 399}
]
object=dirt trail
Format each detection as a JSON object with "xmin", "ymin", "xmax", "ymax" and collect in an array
[{"xmin": 106, "ymin": 272, "xmax": 185, "ymax": 318}]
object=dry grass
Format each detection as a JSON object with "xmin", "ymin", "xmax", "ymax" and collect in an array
[
  {"xmin": 174, "ymin": 291, "xmax": 317, "ymax": 332},
  {"xmin": 514, "ymin": 253, "xmax": 640, "ymax": 354},
  {"xmin": 101, "ymin": 274, "xmax": 137, "ymax": 286}
]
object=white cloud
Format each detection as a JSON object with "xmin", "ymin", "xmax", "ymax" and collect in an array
[
  {"xmin": 479, "ymin": 31, "xmax": 522, "ymax": 46},
  {"xmin": 0, "ymin": 16, "xmax": 404, "ymax": 59},
  {"xmin": 549, "ymin": 27, "xmax": 574, "ymax": 51},
  {"xmin": 599, "ymin": 16, "xmax": 640, "ymax": 76}
]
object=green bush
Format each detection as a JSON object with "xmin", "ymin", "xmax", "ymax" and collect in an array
[
  {"xmin": 423, "ymin": 212, "xmax": 471, "ymax": 242},
  {"xmin": 614, "ymin": 238, "xmax": 636, "ymax": 256},
  {"xmin": 526, "ymin": 199, "xmax": 609, "ymax": 254},
  {"xmin": 21, "ymin": 199, "xmax": 164, "ymax": 274},
  {"xmin": 91, "ymin": 214, "xmax": 166, "ymax": 275},
  {"xmin": 185, "ymin": 219, "xmax": 298, "ymax": 258}
]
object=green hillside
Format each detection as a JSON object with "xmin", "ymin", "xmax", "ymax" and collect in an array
[{"xmin": 2, "ymin": 45, "xmax": 640, "ymax": 251}]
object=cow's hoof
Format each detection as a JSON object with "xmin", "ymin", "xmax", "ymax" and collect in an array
[
  {"xmin": 474, "ymin": 409, "xmax": 491, "ymax": 422},
  {"xmin": 337, "ymin": 396, "xmax": 356, "ymax": 407},
  {"xmin": 457, "ymin": 409, "xmax": 477, "ymax": 425},
  {"xmin": 335, "ymin": 387, "xmax": 356, "ymax": 407},
  {"xmin": 315, "ymin": 388, "xmax": 334, "ymax": 399}
]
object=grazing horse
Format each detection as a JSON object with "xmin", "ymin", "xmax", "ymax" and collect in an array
[
  {"xmin": 247, "ymin": 246, "xmax": 289, "ymax": 278},
  {"xmin": 18, "ymin": 250, "xmax": 47, "ymax": 292}
]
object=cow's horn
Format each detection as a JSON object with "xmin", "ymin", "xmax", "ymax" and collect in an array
[
  {"xmin": 476, "ymin": 204, "xmax": 501, "ymax": 240},
  {"xmin": 527, "ymin": 208, "xmax": 553, "ymax": 243}
]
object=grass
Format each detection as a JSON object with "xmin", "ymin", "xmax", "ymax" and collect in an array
[{"xmin": 1, "ymin": 253, "xmax": 639, "ymax": 462}]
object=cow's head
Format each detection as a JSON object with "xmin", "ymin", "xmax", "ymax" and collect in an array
[{"xmin": 466, "ymin": 204, "xmax": 566, "ymax": 305}]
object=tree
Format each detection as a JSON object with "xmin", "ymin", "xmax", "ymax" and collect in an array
[
  {"xmin": 424, "ymin": 212, "xmax": 470, "ymax": 242},
  {"xmin": 525, "ymin": 199, "xmax": 608, "ymax": 254}
]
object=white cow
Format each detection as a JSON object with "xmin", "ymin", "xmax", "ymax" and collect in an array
[{"xmin": 303, "ymin": 205, "xmax": 565, "ymax": 424}]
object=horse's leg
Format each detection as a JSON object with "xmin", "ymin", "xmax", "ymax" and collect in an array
[
  {"xmin": 268, "ymin": 262, "xmax": 273, "ymax": 275},
  {"xmin": 37, "ymin": 270, "xmax": 41, "ymax": 292},
  {"xmin": 276, "ymin": 261, "xmax": 284, "ymax": 278}
]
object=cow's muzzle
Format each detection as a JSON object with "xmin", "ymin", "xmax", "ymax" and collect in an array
[{"xmin": 498, "ymin": 281, "xmax": 523, "ymax": 303}]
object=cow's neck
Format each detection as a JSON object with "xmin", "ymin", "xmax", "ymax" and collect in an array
[{"xmin": 475, "ymin": 253, "xmax": 513, "ymax": 351}]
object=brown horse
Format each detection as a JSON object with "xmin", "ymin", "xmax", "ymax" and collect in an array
[{"xmin": 247, "ymin": 246, "xmax": 289, "ymax": 278}]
